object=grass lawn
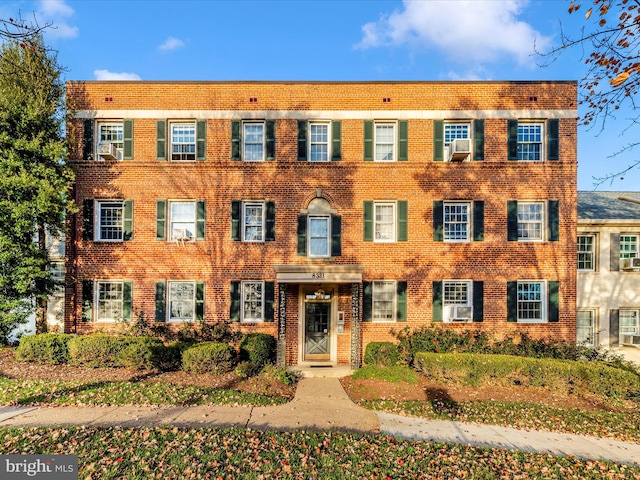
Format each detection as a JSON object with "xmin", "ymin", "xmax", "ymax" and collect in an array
[{"xmin": 0, "ymin": 427, "xmax": 638, "ymax": 479}]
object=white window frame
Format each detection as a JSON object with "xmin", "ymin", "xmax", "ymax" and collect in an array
[
  {"xmin": 309, "ymin": 122, "xmax": 330, "ymax": 162},
  {"xmin": 443, "ymin": 280, "xmax": 473, "ymax": 323},
  {"xmin": 444, "ymin": 122, "xmax": 471, "ymax": 162},
  {"xmin": 516, "ymin": 122, "xmax": 544, "ymax": 162},
  {"xmin": 96, "ymin": 281, "xmax": 124, "ymax": 322},
  {"xmin": 443, "ymin": 202, "xmax": 471, "ymax": 242},
  {"xmin": 374, "ymin": 122, "xmax": 396, "ymax": 162},
  {"xmin": 242, "ymin": 202, "xmax": 265, "ymax": 242},
  {"xmin": 243, "ymin": 122, "xmax": 265, "ymax": 162},
  {"xmin": 516, "ymin": 280, "xmax": 547, "ymax": 323},
  {"xmin": 308, "ymin": 215, "xmax": 330, "ymax": 258},
  {"xmin": 241, "ymin": 281, "xmax": 265, "ymax": 323},
  {"xmin": 168, "ymin": 281, "xmax": 196, "ymax": 322},
  {"xmin": 620, "ymin": 234, "xmax": 639, "ymax": 259},
  {"xmin": 169, "ymin": 201, "xmax": 196, "ymax": 241},
  {"xmin": 372, "ymin": 280, "xmax": 396, "ymax": 322},
  {"xmin": 620, "ymin": 309, "xmax": 640, "ymax": 345},
  {"xmin": 517, "ymin": 201, "xmax": 545, "ymax": 242},
  {"xmin": 577, "ymin": 234, "xmax": 596, "ymax": 271},
  {"xmin": 374, "ymin": 202, "xmax": 396, "ymax": 243},
  {"xmin": 97, "ymin": 200, "xmax": 125, "ymax": 242},
  {"xmin": 577, "ymin": 309, "xmax": 597, "ymax": 347},
  {"xmin": 170, "ymin": 121, "xmax": 196, "ymax": 161},
  {"xmin": 96, "ymin": 121, "xmax": 124, "ymax": 161}
]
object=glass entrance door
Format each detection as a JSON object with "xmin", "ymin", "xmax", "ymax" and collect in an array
[{"xmin": 304, "ymin": 302, "xmax": 330, "ymax": 361}]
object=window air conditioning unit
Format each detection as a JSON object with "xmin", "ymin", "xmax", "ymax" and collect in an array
[
  {"xmin": 448, "ymin": 138, "xmax": 472, "ymax": 162},
  {"xmin": 621, "ymin": 258, "xmax": 640, "ymax": 271},
  {"xmin": 447, "ymin": 305, "xmax": 472, "ymax": 322},
  {"xmin": 96, "ymin": 142, "xmax": 118, "ymax": 160},
  {"xmin": 621, "ymin": 333, "xmax": 640, "ymax": 346},
  {"xmin": 171, "ymin": 228, "xmax": 191, "ymax": 241}
]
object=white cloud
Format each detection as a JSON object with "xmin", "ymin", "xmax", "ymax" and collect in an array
[
  {"xmin": 37, "ymin": 0, "xmax": 78, "ymax": 39},
  {"xmin": 93, "ymin": 70, "xmax": 141, "ymax": 81},
  {"xmin": 356, "ymin": 0, "xmax": 551, "ymax": 66},
  {"xmin": 158, "ymin": 36, "xmax": 186, "ymax": 52}
]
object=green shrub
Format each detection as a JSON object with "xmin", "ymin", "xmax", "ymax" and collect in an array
[
  {"xmin": 239, "ymin": 333, "xmax": 276, "ymax": 369},
  {"xmin": 15, "ymin": 333, "xmax": 75, "ymax": 365},
  {"xmin": 116, "ymin": 337, "xmax": 165, "ymax": 370},
  {"xmin": 68, "ymin": 335, "xmax": 166, "ymax": 369},
  {"xmin": 262, "ymin": 364, "xmax": 298, "ymax": 386},
  {"xmin": 177, "ymin": 322, "xmax": 238, "ymax": 344},
  {"xmin": 414, "ymin": 352, "xmax": 640, "ymax": 401},
  {"xmin": 364, "ymin": 342, "xmax": 400, "ymax": 366},
  {"xmin": 182, "ymin": 342, "xmax": 237, "ymax": 374},
  {"xmin": 352, "ymin": 364, "xmax": 419, "ymax": 384}
]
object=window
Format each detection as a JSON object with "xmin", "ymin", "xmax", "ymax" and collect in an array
[
  {"xmin": 517, "ymin": 202, "xmax": 544, "ymax": 241},
  {"xmin": 97, "ymin": 281, "xmax": 124, "ymax": 322},
  {"xmin": 168, "ymin": 281, "xmax": 196, "ymax": 322},
  {"xmin": 156, "ymin": 200, "xmax": 205, "ymax": 241},
  {"xmin": 242, "ymin": 281, "xmax": 264, "ymax": 322},
  {"xmin": 243, "ymin": 203, "xmax": 265, "ymax": 242},
  {"xmin": 444, "ymin": 123, "xmax": 471, "ymax": 161},
  {"xmin": 374, "ymin": 202, "xmax": 396, "ymax": 242},
  {"xmin": 244, "ymin": 123, "xmax": 265, "ymax": 161},
  {"xmin": 434, "ymin": 120, "xmax": 483, "ymax": 162},
  {"xmin": 516, "ymin": 123, "xmax": 543, "ymax": 161},
  {"xmin": 96, "ymin": 122, "xmax": 123, "ymax": 160},
  {"xmin": 375, "ymin": 123, "xmax": 395, "ymax": 161},
  {"xmin": 373, "ymin": 280, "xmax": 397, "ymax": 322},
  {"xmin": 444, "ymin": 202, "xmax": 470, "ymax": 241},
  {"xmin": 310, "ymin": 123, "xmax": 329, "ymax": 162},
  {"xmin": 364, "ymin": 120, "xmax": 407, "ymax": 162},
  {"xmin": 98, "ymin": 201, "xmax": 125, "ymax": 241},
  {"xmin": 620, "ymin": 235, "xmax": 639, "ymax": 259},
  {"xmin": 517, "ymin": 281, "xmax": 545, "ymax": 322},
  {"xmin": 308, "ymin": 215, "xmax": 330, "ymax": 257},
  {"xmin": 443, "ymin": 280, "xmax": 473, "ymax": 322},
  {"xmin": 577, "ymin": 309, "xmax": 596, "ymax": 346},
  {"xmin": 231, "ymin": 200, "xmax": 275, "ymax": 242},
  {"xmin": 170, "ymin": 122, "xmax": 196, "ymax": 161},
  {"xmin": 170, "ymin": 202, "xmax": 196, "ymax": 241},
  {"xmin": 620, "ymin": 310, "xmax": 640, "ymax": 340},
  {"xmin": 578, "ymin": 235, "xmax": 595, "ymax": 271}
]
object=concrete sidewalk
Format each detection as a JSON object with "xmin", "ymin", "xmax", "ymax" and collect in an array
[{"xmin": 1, "ymin": 377, "xmax": 639, "ymax": 466}]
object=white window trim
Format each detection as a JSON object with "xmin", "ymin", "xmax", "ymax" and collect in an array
[
  {"xmin": 242, "ymin": 201, "xmax": 266, "ymax": 243},
  {"xmin": 169, "ymin": 121, "xmax": 196, "ymax": 162},
  {"xmin": 374, "ymin": 122, "xmax": 396, "ymax": 162},
  {"xmin": 95, "ymin": 280, "xmax": 124, "ymax": 323},
  {"xmin": 577, "ymin": 234, "xmax": 596, "ymax": 272},
  {"xmin": 96, "ymin": 121, "xmax": 124, "ymax": 161},
  {"xmin": 374, "ymin": 201, "xmax": 397, "ymax": 243},
  {"xmin": 241, "ymin": 280, "xmax": 265, "ymax": 323},
  {"xmin": 516, "ymin": 280, "xmax": 547, "ymax": 323},
  {"xmin": 372, "ymin": 280, "xmax": 397, "ymax": 323},
  {"xmin": 443, "ymin": 280, "xmax": 473, "ymax": 323},
  {"xmin": 243, "ymin": 121, "xmax": 265, "ymax": 162},
  {"xmin": 444, "ymin": 122, "xmax": 472, "ymax": 162},
  {"xmin": 619, "ymin": 234, "xmax": 639, "ymax": 259},
  {"xmin": 577, "ymin": 308, "xmax": 597, "ymax": 347},
  {"xmin": 96, "ymin": 200, "xmax": 125, "ymax": 242},
  {"xmin": 169, "ymin": 201, "xmax": 196, "ymax": 242},
  {"xmin": 517, "ymin": 122, "xmax": 544, "ymax": 162},
  {"xmin": 308, "ymin": 214, "xmax": 331, "ymax": 258},
  {"xmin": 309, "ymin": 122, "xmax": 331, "ymax": 162},
  {"xmin": 517, "ymin": 201, "xmax": 545, "ymax": 243},
  {"xmin": 443, "ymin": 201, "xmax": 471, "ymax": 243},
  {"xmin": 167, "ymin": 280, "xmax": 196, "ymax": 323}
]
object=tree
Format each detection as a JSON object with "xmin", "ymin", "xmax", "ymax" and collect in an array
[
  {"xmin": 539, "ymin": 0, "xmax": 640, "ymax": 183},
  {"xmin": 0, "ymin": 35, "xmax": 73, "ymax": 341},
  {"xmin": 0, "ymin": 14, "xmax": 51, "ymax": 42}
]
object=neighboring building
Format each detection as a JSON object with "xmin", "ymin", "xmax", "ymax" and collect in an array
[
  {"xmin": 577, "ymin": 191, "xmax": 640, "ymax": 355},
  {"xmin": 65, "ymin": 81, "xmax": 578, "ymax": 368}
]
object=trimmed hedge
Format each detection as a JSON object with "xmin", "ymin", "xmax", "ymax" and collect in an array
[
  {"xmin": 68, "ymin": 335, "xmax": 164, "ymax": 369},
  {"xmin": 364, "ymin": 342, "xmax": 399, "ymax": 367},
  {"xmin": 15, "ymin": 333, "xmax": 75, "ymax": 365},
  {"xmin": 182, "ymin": 342, "xmax": 237, "ymax": 374},
  {"xmin": 239, "ymin": 333, "xmax": 276, "ymax": 369},
  {"xmin": 414, "ymin": 352, "xmax": 640, "ymax": 401}
]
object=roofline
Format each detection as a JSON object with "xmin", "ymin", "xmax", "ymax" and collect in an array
[{"xmin": 66, "ymin": 79, "xmax": 579, "ymax": 86}]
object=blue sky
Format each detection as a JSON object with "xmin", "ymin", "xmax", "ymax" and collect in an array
[{"xmin": 3, "ymin": 0, "xmax": 639, "ymax": 190}]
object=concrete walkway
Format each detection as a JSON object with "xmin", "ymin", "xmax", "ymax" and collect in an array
[{"xmin": 1, "ymin": 377, "xmax": 639, "ymax": 466}]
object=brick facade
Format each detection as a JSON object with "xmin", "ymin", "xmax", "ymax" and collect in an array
[{"xmin": 66, "ymin": 81, "xmax": 578, "ymax": 366}]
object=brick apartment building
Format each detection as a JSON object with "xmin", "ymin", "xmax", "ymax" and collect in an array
[{"xmin": 65, "ymin": 81, "xmax": 578, "ymax": 368}]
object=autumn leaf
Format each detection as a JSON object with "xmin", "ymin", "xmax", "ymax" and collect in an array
[
  {"xmin": 586, "ymin": 8, "xmax": 593, "ymax": 19},
  {"xmin": 610, "ymin": 71, "xmax": 630, "ymax": 86}
]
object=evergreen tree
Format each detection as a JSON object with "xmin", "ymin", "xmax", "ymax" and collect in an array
[{"xmin": 0, "ymin": 35, "xmax": 73, "ymax": 341}]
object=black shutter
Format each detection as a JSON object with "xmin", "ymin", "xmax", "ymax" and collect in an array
[
  {"xmin": 548, "ymin": 281, "xmax": 559, "ymax": 322},
  {"xmin": 155, "ymin": 282, "xmax": 166, "ymax": 322},
  {"xmin": 196, "ymin": 201, "xmax": 206, "ymax": 241},
  {"xmin": 82, "ymin": 119, "xmax": 94, "ymax": 160},
  {"xmin": 266, "ymin": 201, "xmax": 276, "ymax": 241},
  {"xmin": 547, "ymin": 119, "xmax": 559, "ymax": 161},
  {"xmin": 397, "ymin": 201, "xmax": 408, "ymax": 242},
  {"xmin": 433, "ymin": 200, "xmax": 443, "ymax": 242},
  {"xmin": 196, "ymin": 282, "xmax": 205, "ymax": 321},
  {"xmin": 610, "ymin": 233, "xmax": 620, "ymax": 271},
  {"xmin": 473, "ymin": 119, "xmax": 484, "ymax": 161},
  {"xmin": 331, "ymin": 215, "xmax": 342, "ymax": 257},
  {"xmin": 473, "ymin": 281, "xmax": 484, "ymax": 322},
  {"xmin": 156, "ymin": 120, "xmax": 166, "ymax": 161},
  {"xmin": 363, "ymin": 201, "xmax": 373, "ymax": 241},
  {"xmin": 123, "ymin": 200, "xmax": 134, "ymax": 241},
  {"xmin": 507, "ymin": 200, "xmax": 518, "ymax": 241},
  {"xmin": 507, "ymin": 120, "xmax": 518, "ymax": 160},
  {"xmin": 331, "ymin": 121, "xmax": 342, "ymax": 161},
  {"xmin": 433, "ymin": 120, "xmax": 444, "ymax": 161},
  {"xmin": 82, "ymin": 199, "xmax": 94, "ymax": 241},
  {"xmin": 362, "ymin": 281, "xmax": 372, "ymax": 322},
  {"xmin": 196, "ymin": 120, "xmax": 206, "ymax": 161},
  {"xmin": 548, "ymin": 200, "xmax": 559, "ymax": 241},
  {"xmin": 123, "ymin": 119, "xmax": 134, "ymax": 160},
  {"xmin": 231, "ymin": 120, "xmax": 241, "ymax": 161},
  {"xmin": 265, "ymin": 120, "xmax": 276, "ymax": 160},
  {"xmin": 473, "ymin": 201, "xmax": 484, "ymax": 242},
  {"xmin": 432, "ymin": 281, "xmax": 442, "ymax": 322},
  {"xmin": 265, "ymin": 282, "xmax": 275, "ymax": 322},
  {"xmin": 82, "ymin": 280, "xmax": 93, "ymax": 322},
  {"xmin": 363, "ymin": 120, "xmax": 373, "ymax": 161},
  {"xmin": 297, "ymin": 215, "xmax": 307, "ymax": 256},
  {"xmin": 396, "ymin": 281, "xmax": 407, "ymax": 322},
  {"xmin": 123, "ymin": 281, "xmax": 133, "ymax": 321},
  {"xmin": 156, "ymin": 200, "xmax": 166, "ymax": 241},
  {"xmin": 398, "ymin": 120, "xmax": 408, "ymax": 161},
  {"xmin": 229, "ymin": 281, "xmax": 241, "ymax": 322},
  {"xmin": 231, "ymin": 201, "xmax": 241, "ymax": 241},
  {"xmin": 507, "ymin": 281, "xmax": 518, "ymax": 322},
  {"xmin": 297, "ymin": 120, "xmax": 307, "ymax": 161},
  {"xmin": 610, "ymin": 310, "xmax": 620, "ymax": 347}
]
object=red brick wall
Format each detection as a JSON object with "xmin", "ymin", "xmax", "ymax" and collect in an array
[{"xmin": 65, "ymin": 81, "xmax": 578, "ymax": 363}]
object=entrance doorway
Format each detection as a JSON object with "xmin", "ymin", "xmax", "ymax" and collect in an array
[{"xmin": 304, "ymin": 302, "xmax": 330, "ymax": 361}]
